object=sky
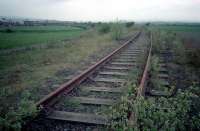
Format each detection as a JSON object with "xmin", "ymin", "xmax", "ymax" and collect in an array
[{"xmin": 0, "ymin": 0, "xmax": 200, "ymax": 22}]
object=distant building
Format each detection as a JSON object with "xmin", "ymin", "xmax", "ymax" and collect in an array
[
  {"xmin": 0, "ymin": 17, "xmax": 75, "ymax": 27},
  {"xmin": 0, "ymin": 18, "xmax": 9, "ymax": 26},
  {"xmin": 0, "ymin": 18, "xmax": 24, "ymax": 26},
  {"xmin": 24, "ymin": 20, "xmax": 42, "ymax": 26}
]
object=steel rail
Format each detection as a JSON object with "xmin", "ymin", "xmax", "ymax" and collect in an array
[
  {"xmin": 36, "ymin": 32, "xmax": 141, "ymax": 107},
  {"xmin": 128, "ymin": 32, "xmax": 152, "ymax": 126},
  {"xmin": 137, "ymin": 32, "xmax": 152, "ymax": 97}
]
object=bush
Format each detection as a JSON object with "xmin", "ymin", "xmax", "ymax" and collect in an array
[
  {"xmin": 111, "ymin": 22, "xmax": 123, "ymax": 40},
  {"xmin": 5, "ymin": 28, "xmax": 14, "ymax": 33},
  {"xmin": 172, "ymin": 39, "xmax": 187, "ymax": 64},
  {"xmin": 187, "ymin": 48, "xmax": 200, "ymax": 68},
  {"xmin": 108, "ymin": 67, "xmax": 140, "ymax": 130},
  {"xmin": 98, "ymin": 24, "xmax": 111, "ymax": 34},
  {"xmin": 150, "ymin": 55, "xmax": 163, "ymax": 90},
  {"xmin": 108, "ymin": 84, "xmax": 137, "ymax": 130},
  {"xmin": 146, "ymin": 23, "xmax": 150, "ymax": 26},
  {"xmin": 0, "ymin": 90, "xmax": 38, "ymax": 131},
  {"xmin": 108, "ymin": 84, "xmax": 200, "ymax": 130},
  {"xmin": 126, "ymin": 22, "xmax": 135, "ymax": 28},
  {"xmin": 134, "ymin": 86, "xmax": 200, "ymax": 131}
]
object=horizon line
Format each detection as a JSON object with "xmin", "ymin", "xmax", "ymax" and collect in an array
[{"xmin": 1, "ymin": 15, "xmax": 200, "ymax": 24}]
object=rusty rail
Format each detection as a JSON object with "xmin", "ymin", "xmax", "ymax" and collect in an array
[
  {"xmin": 128, "ymin": 32, "xmax": 152, "ymax": 126},
  {"xmin": 137, "ymin": 32, "xmax": 152, "ymax": 97},
  {"xmin": 36, "ymin": 32, "xmax": 141, "ymax": 107}
]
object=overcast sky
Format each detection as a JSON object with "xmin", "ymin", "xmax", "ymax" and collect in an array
[{"xmin": 0, "ymin": 0, "xmax": 200, "ymax": 22}]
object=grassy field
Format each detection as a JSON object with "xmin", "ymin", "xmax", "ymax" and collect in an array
[
  {"xmin": 0, "ymin": 26, "xmax": 84, "ymax": 49},
  {"xmin": 0, "ymin": 25, "xmax": 82, "ymax": 32},
  {"xmin": 150, "ymin": 24, "xmax": 200, "ymax": 48},
  {"xmin": 150, "ymin": 24, "xmax": 200, "ymax": 32}
]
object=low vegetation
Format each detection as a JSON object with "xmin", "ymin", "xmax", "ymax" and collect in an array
[
  {"xmin": 108, "ymin": 85, "xmax": 200, "ymax": 130},
  {"xmin": 97, "ymin": 22, "xmax": 125, "ymax": 40},
  {"xmin": 134, "ymin": 86, "xmax": 200, "ymax": 130},
  {"xmin": 0, "ymin": 90, "xmax": 38, "ymax": 131},
  {"xmin": 187, "ymin": 48, "xmax": 200, "ymax": 68},
  {"xmin": 149, "ymin": 55, "xmax": 164, "ymax": 91},
  {"xmin": 125, "ymin": 22, "xmax": 135, "ymax": 28},
  {"xmin": 111, "ymin": 22, "xmax": 124, "ymax": 40},
  {"xmin": 98, "ymin": 24, "xmax": 111, "ymax": 34}
]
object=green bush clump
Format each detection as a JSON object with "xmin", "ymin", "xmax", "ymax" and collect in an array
[
  {"xmin": 126, "ymin": 22, "xmax": 135, "ymax": 28},
  {"xmin": 108, "ymin": 84, "xmax": 137, "ymax": 130},
  {"xmin": 111, "ymin": 22, "xmax": 123, "ymax": 40},
  {"xmin": 134, "ymin": 86, "xmax": 200, "ymax": 130},
  {"xmin": 187, "ymin": 48, "xmax": 200, "ymax": 68},
  {"xmin": 108, "ymin": 67, "xmax": 141, "ymax": 130},
  {"xmin": 98, "ymin": 24, "xmax": 111, "ymax": 34},
  {"xmin": 5, "ymin": 28, "xmax": 14, "ymax": 33},
  {"xmin": 149, "ymin": 55, "xmax": 168, "ymax": 91},
  {"xmin": 172, "ymin": 39, "xmax": 187, "ymax": 64},
  {"xmin": 109, "ymin": 85, "xmax": 200, "ymax": 131},
  {"xmin": 0, "ymin": 90, "xmax": 38, "ymax": 131}
]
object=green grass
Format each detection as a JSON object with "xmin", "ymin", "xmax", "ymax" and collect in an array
[
  {"xmin": 0, "ymin": 31, "xmax": 83, "ymax": 49},
  {"xmin": 0, "ymin": 25, "xmax": 82, "ymax": 32},
  {"xmin": 0, "ymin": 26, "xmax": 84, "ymax": 49}
]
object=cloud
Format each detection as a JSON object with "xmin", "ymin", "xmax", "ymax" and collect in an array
[{"xmin": 0, "ymin": 0, "xmax": 199, "ymax": 22}]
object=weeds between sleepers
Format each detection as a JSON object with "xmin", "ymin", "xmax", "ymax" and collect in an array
[
  {"xmin": 137, "ymin": 29, "xmax": 200, "ymax": 130},
  {"xmin": 104, "ymin": 41, "xmax": 147, "ymax": 130}
]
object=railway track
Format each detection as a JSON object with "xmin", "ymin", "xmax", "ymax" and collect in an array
[
  {"xmin": 33, "ymin": 31, "xmax": 151, "ymax": 130},
  {"xmin": 148, "ymin": 51, "xmax": 170, "ymax": 97}
]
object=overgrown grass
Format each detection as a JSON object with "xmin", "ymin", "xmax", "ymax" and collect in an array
[
  {"xmin": 111, "ymin": 22, "xmax": 124, "ymax": 40},
  {"xmin": 98, "ymin": 24, "xmax": 111, "ymax": 34},
  {"xmin": 106, "ymin": 35, "xmax": 148, "ymax": 130},
  {"xmin": 0, "ymin": 90, "xmax": 38, "ymax": 131},
  {"xmin": 134, "ymin": 85, "xmax": 200, "ymax": 131},
  {"xmin": 150, "ymin": 55, "xmax": 164, "ymax": 91},
  {"xmin": 97, "ymin": 22, "xmax": 126, "ymax": 40},
  {"xmin": 125, "ymin": 22, "xmax": 135, "ymax": 28}
]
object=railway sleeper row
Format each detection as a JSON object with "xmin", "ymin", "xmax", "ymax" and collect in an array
[{"xmin": 149, "ymin": 50, "xmax": 171, "ymax": 97}]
